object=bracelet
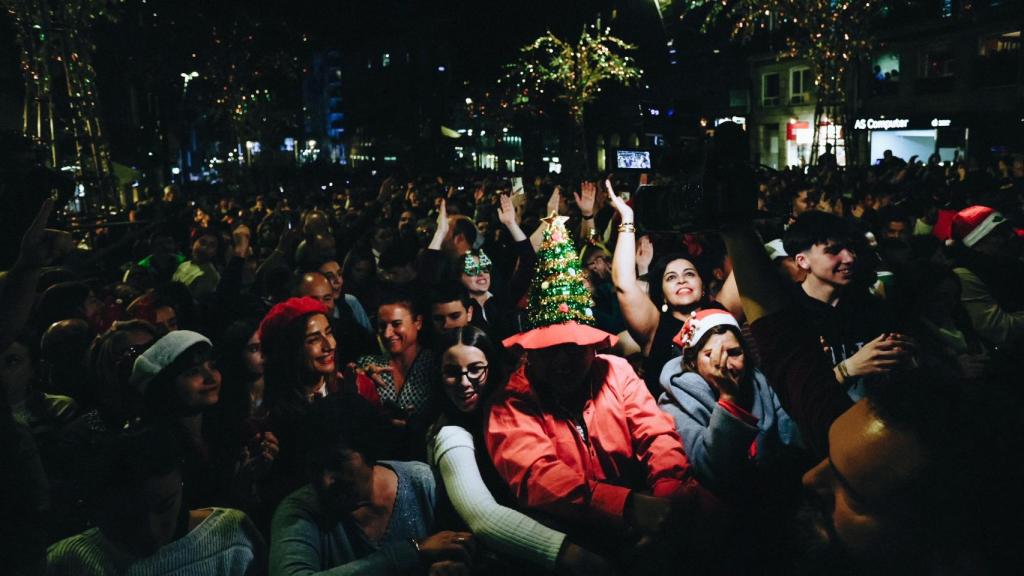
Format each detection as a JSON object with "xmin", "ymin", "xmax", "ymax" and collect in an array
[
  {"xmin": 581, "ymin": 213, "xmax": 594, "ymax": 220},
  {"xmin": 618, "ymin": 222, "xmax": 636, "ymax": 234},
  {"xmin": 837, "ymin": 360, "xmax": 851, "ymax": 382},
  {"xmin": 410, "ymin": 537, "xmax": 421, "ymax": 555}
]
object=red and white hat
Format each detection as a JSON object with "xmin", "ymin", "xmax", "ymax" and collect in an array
[
  {"xmin": 672, "ymin": 309, "xmax": 740, "ymax": 350},
  {"xmin": 951, "ymin": 205, "xmax": 1006, "ymax": 248}
]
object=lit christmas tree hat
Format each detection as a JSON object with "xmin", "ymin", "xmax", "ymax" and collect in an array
[{"xmin": 503, "ymin": 212, "xmax": 617, "ymax": 350}]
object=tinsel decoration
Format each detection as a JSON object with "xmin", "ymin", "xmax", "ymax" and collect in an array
[{"xmin": 526, "ymin": 212, "xmax": 596, "ymax": 328}]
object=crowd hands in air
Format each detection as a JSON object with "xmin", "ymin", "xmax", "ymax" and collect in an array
[{"xmin": 2, "ymin": 135, "xmax": 1023, "ymax": 575}]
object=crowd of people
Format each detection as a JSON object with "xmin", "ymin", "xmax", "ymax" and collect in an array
[{"xmin": 2, "ymin": 130, "xmax": 1023, "ymax": 575}]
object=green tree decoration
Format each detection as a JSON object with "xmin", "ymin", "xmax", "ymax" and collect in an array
[
  {"xmin": 527, "ymin": 212, "xmax": 596, "ymax": 328},
  {"xmin": 506, "ymin": 18, "xmax": 642, "ymax": 173},
  {"xmin": 674, "ymin": 0, "xmax": 890, "ymax": 165}
]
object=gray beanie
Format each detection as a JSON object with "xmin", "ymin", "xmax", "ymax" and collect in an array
[{"xmin": 131, "ymin": 330, "xmax": 211, "ymax": 394}]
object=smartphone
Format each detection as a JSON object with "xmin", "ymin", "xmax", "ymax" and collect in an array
[{"xmin": 512, "ymin": 177, "xmax": 525, "ymax": 196}]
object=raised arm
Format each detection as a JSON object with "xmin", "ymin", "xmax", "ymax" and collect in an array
[
  {"xmin": 0, "ymin": 197, "xmax": 71, "ymax": 353},
  {"xmin": 608, "ymin": 182, "xmax": 659, "ymax": 348},
  {"xmin": 574, "ymin": 182, "xmax": 597, "ymax": 242}
]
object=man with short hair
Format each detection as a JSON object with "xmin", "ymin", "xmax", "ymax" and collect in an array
[
  {"xmin": 784, "ymin": 211, "xmax": 909, "ymax": 400},
  {"xmin": 711, "ymin": 129, "xmax": 1009, "ymax": 571},
  {"xmin": 428, "ymin": 284, "xmax": 475, "ymax": 333}
]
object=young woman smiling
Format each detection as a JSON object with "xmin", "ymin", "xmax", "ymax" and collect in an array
[{"xmin": 427, "ymin": 326, "xmax": 612, "ymax": 575}]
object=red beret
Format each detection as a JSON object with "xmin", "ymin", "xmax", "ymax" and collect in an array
[{"xmin": 258, "ymin": 297, "xmax": 328, "ymax": 350}]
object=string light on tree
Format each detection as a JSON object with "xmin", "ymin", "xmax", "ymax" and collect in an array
[{"xmin": 527, "ymin": 212, "xmax": 596, "ymax": 328}]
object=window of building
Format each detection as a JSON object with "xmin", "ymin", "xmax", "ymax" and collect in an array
[
  {"xmin": 872, "ymin": 52, "xmax": 901, "ymax": 81},
  {"xmin": 922, "ymin": 48, "xmax": 955, "ymax": 78},
  {"xmin": 790, "ymin": 68, "xmax": 811, "ymax": 104},
  {"xmin": 979, "ymin": 31, "xmax": 1021, "ymax": 56},
  {"xmin": 382, "ymin": 53, "xmax": 391, "ymax": 68},
  {"xmin": 762, "ymin": 73, "xmax": 780, "ymax": 107}
]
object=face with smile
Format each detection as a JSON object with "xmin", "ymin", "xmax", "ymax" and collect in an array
[
  {"xmin": 461, "ymin": 255, "xmax": 491, "ymax": 296},
  {"xmin": 800, "ymin": 399, "xmax": 926, "ymax": 564},
  {"xmin": 377, "ymin": 303, "xmax": 422, "ymax": 356},
  {"xmin": 441, "ymin": 344, "xmax": 488, "ymax": 413},
  {"xmin": 303, "ymin": 314, "xmax": 336, "ymax": 376},
  {"xmin": 661, "ymin": 258, "xmax": 703, "ymax": 309},
  {"xmin": 174, "ymin": 354, "xmax": 222, "ymax": 408},
  {"xmin": 796, "ymin": 240, "xmax": 856, "ymax": 288}
]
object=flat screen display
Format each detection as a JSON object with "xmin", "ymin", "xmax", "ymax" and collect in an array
[{"xmin": 616, "ymin": 149, "xmax": 651, "ymax": 170}]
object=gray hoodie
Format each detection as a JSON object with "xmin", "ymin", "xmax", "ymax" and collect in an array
[{"xmin": 658, "ymin": 358, "xmax": 803, "ymax": 492}]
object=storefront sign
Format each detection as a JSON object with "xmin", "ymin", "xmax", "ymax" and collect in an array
[
  {"xmin": 854, "ymin": 117, "xmax": 910, "ymax": 130},
  {"xmin": 930, "ymin": 118, "xmax": 952, "ymax": 127}
]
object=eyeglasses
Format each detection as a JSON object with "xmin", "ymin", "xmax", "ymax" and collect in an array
[
  {"xmin": 441, "ymin": 364, "xmax": 489, "ymax": 384},
  {"xmin": 463, "ymin": 265, "xmax": 492, "ymax": 277}
]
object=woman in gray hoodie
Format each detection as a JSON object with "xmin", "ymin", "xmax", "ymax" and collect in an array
[{"xmin": 658, "ymin": 310, "xmax": 804, "ymax": 494}]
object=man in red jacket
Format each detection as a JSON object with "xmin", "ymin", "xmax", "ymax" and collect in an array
[{"xmin": 485, "ymin": 213, "xmax": 715, "ymax": 566}]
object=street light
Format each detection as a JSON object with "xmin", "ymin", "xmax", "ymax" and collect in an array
[{"xmin": 181, "ymin": 71, "xmax": 199, "ymax": 94}]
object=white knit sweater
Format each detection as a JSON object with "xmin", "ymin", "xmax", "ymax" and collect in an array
[
  {"xmin": 47, "ymin": 507, "xmax": 264, "ymax": 576},
  {"xmin": 428, "ymin": 425, "xmax": 566, "ymax": 569}
]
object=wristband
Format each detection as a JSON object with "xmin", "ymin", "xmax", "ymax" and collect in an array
[
  {"xmin": 582, "ymin": 214, "xmax": 594, "ymax": 220},
  {"xmin": 618, "ymin": 222, "xmax": 636, "ymax": 234},
  {"xmin": 837, "ymin": 360, "xmax": 851, "ymax": 382}
]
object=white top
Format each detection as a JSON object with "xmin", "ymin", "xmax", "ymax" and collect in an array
[{"xmin": 428, "ymin": 425, "xmax": 565, "ymax": 569}]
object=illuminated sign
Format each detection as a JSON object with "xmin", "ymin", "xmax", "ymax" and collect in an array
[
  {"xmin": 714, "ymin": 116, "xmax": 747, "ymax": 128},
  {"xmin": 930, "ymin": 118, "xmax": 952, "ymax": 127},
  {"xmin": 854, "ymin": 118, "xmax": 910, "ymax": 130}
]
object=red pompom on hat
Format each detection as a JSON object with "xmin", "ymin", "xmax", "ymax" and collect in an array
[
  {"xmin": 672, "ymin": 309, "xmax": 741, "ymax": 350},
  {"xmin": 258, "ymin": 297, "xmax": 328, "ymax": 350},
  {"xmin": 951, "ymin": 205, "xmax": 1006, "ymax": 248}
]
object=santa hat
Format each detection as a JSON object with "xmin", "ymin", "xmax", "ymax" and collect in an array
[
  {"xmin": 951, "ymin": 206, "xmax": 1006, "ymax": 248},
  {"xmin": 131, "ymin": 330, "xmax": 211, "ymax": 394},
  {"xmin": 672, "ymin": 309, "xmax": 741, "ymax": 350},
  {"xmin": 258, "ymin": 297, "xmax": 328, "ymax": 352}
]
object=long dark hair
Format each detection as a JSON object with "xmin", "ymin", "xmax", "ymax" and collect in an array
[
  {"xmin": 433, "ymin": 326, "xmax": 506, "ymax": 433},
  {"xmin": 263, "ymin": 311, "xmax": 333, "ymax": 417}
]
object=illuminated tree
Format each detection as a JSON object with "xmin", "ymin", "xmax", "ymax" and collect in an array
[
  {"xmin": 200, "ymin": 16, "xmax": 303, "ymax": 164},
  {"xmin": 505, "ymin": 19, "xmax": 643, "ymax": 173},
  {"xmin": 675, "ymin": 0, "xmax": 890, "ymax": 165},
  {"xmin": 4, "ymin": 0, "xmax": 121, "ymax": 203}
]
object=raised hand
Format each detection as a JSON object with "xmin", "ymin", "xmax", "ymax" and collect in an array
[
  {"xmin": 574, "ymin": 182, "xmax": 597, "ymax": 218},
  {"xmin": 17, "ymin": 196, "xmax": 73, "ymax": 270},
  {"xmin": 547, "ymin": 185, "xmax": 563, "ymax": 216},
  {"xmin": 636, "ymin": 235, "xmax": 654, "ymax": 275},
  {"xmin": 429, "ymin": 199, "xmax": 450, "ymax": 250},
  {"xmin": 605, "ymin": 180, "xmax": 633, "ymax": 222}
]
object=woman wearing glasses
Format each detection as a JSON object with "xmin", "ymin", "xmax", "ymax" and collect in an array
[{"xmin": 427, "ymin": 326, "xmax": 611, "ymax": 575}]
